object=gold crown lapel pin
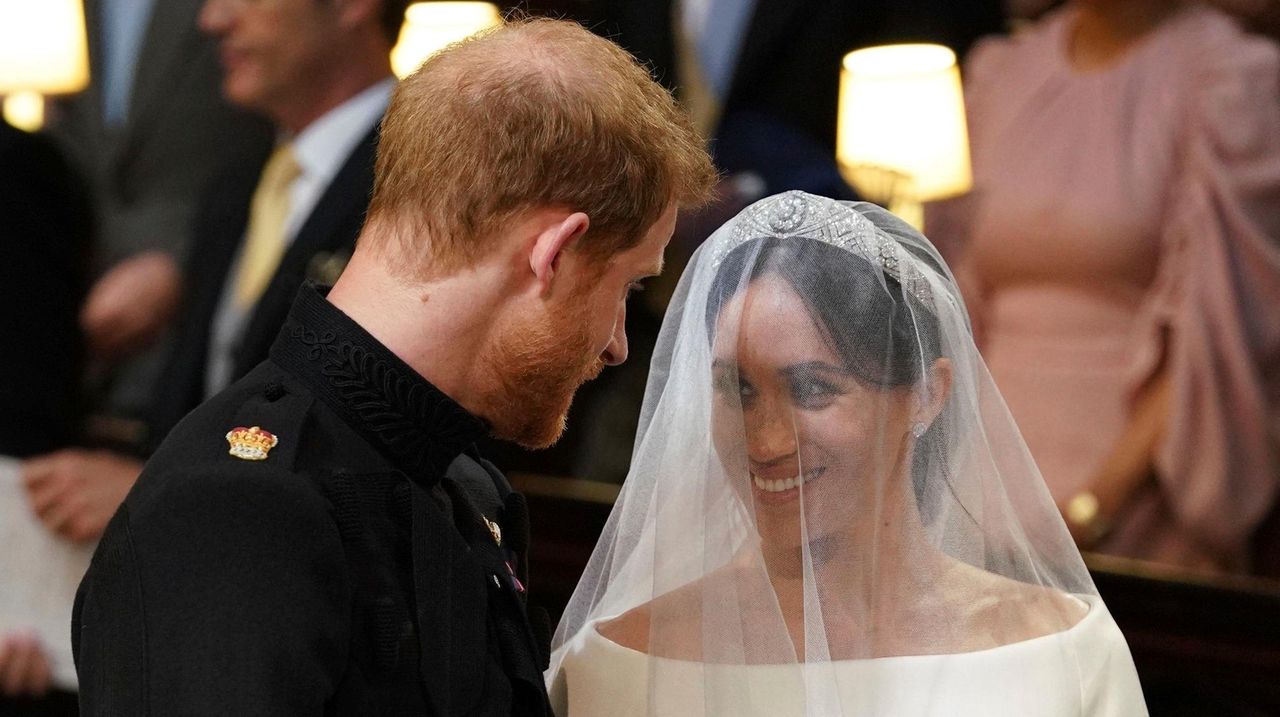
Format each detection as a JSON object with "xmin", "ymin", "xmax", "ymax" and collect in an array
[{"xmin": 226, "ymin": 426, "xmax": 279, "ymax": 461}]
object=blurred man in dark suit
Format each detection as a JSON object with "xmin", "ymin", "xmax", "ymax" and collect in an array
[
  {"xmin": 50, "ymin": 0, "xmax": 272, "ymax": 420},
  {"xmin": 0, "ymin": 122, "xmax": 92, "ymax": 459},
  {"xmin": 0, "ymin": 118, "xmax": 92, "ymax": 717},
  {"xmin": 22, "ymin": 0, "xmax": 408, "ymax": 545}
]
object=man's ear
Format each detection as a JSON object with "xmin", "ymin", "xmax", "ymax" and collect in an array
[
  {"xmin": 915, "ymin": 357, "xmax": 953, "ymax": 428},
  {"xmin": 529, "ymin": 212, "xmax": 590, "ymax": 295}
]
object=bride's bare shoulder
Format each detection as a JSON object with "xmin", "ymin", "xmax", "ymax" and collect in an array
[
  {"xmin": 940, "ymin": 558, "xmax": 1090, "ymax": 644},
  {"xmin": 596, "ymin": 575, "xmax": 715, "ymax": 659},
  {"xmin": 596, "ymin": 602, "xmax": 652, "ymax": 652}
]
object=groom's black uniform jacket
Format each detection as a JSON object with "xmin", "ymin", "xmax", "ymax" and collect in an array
[{"xmin": 72, "ymin": 285, "xmax": 552, "ymax": 716}]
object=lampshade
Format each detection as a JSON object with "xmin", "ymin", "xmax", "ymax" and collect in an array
[
  {"xmin": 0, "ymin": 0, "xmax": 90, "ymax": 95},
  {"xmin": 0, "ymin": 0, "xmax": 90, "ymax": 131},
  {"xmin": 836, "ymin": 44, "xmax": 971, "ymax": 205},
  {"xmin": 391, "ymin": 1, "xmax": 502, "ymax": 79}
]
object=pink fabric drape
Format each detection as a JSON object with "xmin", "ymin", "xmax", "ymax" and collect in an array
[{"xmin": 928, "ymin": 4, "xmax": 1280, "ymax": 570}]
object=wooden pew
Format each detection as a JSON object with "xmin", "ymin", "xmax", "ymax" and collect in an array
[{"xmin": 1085, "ymin": 553, "xmax": 1280, "ymax": 715}]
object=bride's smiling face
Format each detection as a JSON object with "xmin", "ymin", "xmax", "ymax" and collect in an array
[{"xmin": 711, "ymin": 274, "xmax": 918, "ymax": 552}]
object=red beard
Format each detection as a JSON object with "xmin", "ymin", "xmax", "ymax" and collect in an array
[{"xmin": 481, "ymin": 291, "xmax": 606, "ymax": 449}]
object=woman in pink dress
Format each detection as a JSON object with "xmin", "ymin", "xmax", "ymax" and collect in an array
[{"xmin": 928, "ymin": 0, "xmax": 1280, "ymax": 572}]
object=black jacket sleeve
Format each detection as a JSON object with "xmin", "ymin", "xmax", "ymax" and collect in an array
[{"xmin": 73, "ymin": 468, "xmax": 351, "ymax": 716}]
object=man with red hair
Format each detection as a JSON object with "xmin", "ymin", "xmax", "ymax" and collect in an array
[{"xmin": 73, "ymin": 17, "xmax": 715, "ymax": 715}]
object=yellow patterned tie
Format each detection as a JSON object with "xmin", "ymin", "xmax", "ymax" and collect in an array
[{"xmin": 234, "ymin": 143, "xmax": 301, "ymax": 309}]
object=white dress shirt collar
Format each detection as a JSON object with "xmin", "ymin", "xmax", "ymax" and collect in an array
[{"xmin": 288, "ymin": 76, "xmax": 397, "ymax": 192}]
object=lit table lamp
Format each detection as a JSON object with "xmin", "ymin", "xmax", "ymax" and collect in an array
[
  {"xmin": 391, "ymin": 1, "xmax": 502, "ymax": 78},
  {"xmin": 836, "ymin": 44, "xmax": 971, "ymax": 230},
  {"xmin": 0, "ymin": 0, "xmax": 90, "ymax": 131}
]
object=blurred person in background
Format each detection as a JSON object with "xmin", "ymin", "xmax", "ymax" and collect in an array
[
  {"xmin": 22, "ymin": 0, "xmax": 406, "ymax": 545},
  {"xmin": 0, "ymin": 123, "xmax": 91, "ymax": 460},
  {"xmin": 48, "ymin": 0, "xmax": 272, "ymax": 428},
  {"xmin": 0, "ymin": 118, "xmax": 92, "ymax": 717},
  {"xmin": 1011, "ymin": 0, "xmax": 1280, "ymax": 36},
  {"xmin": 927, "ymin": 0, "xmax": 1280, "ymax": 574},
  {"xmin": 13, "ymin": 3, "xmax": 405, "ymax": 707}
]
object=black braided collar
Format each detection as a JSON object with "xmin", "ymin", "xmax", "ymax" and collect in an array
[{"xmin": 269, "ymin": 284, "xmax": 490, "ymax": 483}]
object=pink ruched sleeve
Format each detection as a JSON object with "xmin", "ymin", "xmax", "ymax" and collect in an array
[{"xmin": 1138, "ymin": 33, "xmax": 1280, "ymax": 565}]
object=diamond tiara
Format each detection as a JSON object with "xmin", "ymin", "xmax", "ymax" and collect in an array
[{"xmin": 708, "ymin": 191, "xmax": 937, "ymax": 309}]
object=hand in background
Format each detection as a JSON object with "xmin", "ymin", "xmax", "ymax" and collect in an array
[
  {"xmin": 0, "ymin": 632, "xmax": 51, "ymax": 698},
  {"xmin": 1060, "ymin": 369, "xmax": 1172, "ymax": 550},
  {"xmin": 80, "ymin": 251, "xmax": 182, "ymax": 362},
  {"xmin": 22, "ymin": 450, "xmax": 143, "ymax": 543}
]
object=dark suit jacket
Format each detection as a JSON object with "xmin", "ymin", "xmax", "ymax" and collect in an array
[
  {"xmin": 0, "ymin": 122, "xmax": 92, "ymax": 456},
  {"xmin": 148, "ymin": 126, "xmax": 379, "ymax": 447},
  {"xmin": 74, "ymin": 286, "xmax": 551, "ymax": 716}
]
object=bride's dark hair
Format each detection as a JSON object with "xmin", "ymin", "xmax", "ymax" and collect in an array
[{"xmin": 704, "ymin": 236, "xmax": 944, "ymax": 388}]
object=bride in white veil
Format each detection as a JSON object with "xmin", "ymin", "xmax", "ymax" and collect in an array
[{"xmin": 547, "ymin": 192, "xmax": 1147, "ymax": 716}]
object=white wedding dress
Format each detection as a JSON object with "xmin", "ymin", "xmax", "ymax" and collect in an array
[{"xmin": 551, "ymin": 595, "xmax": 1145, "ymax": 717}]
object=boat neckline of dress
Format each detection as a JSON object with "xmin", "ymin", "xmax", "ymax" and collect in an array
[{"xmin": 587, "ymin": 594, "xmax": 1100, "ymax": 667}]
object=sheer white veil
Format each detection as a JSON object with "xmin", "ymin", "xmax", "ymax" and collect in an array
[{"xmin": 549, "ymin": 192, "xmax": 1131, "ymax": 714}]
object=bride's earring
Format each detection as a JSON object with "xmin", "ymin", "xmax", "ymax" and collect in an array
[{"xmin": 911, "ymin": 421, "xmax": 928, "ymax": 439}]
